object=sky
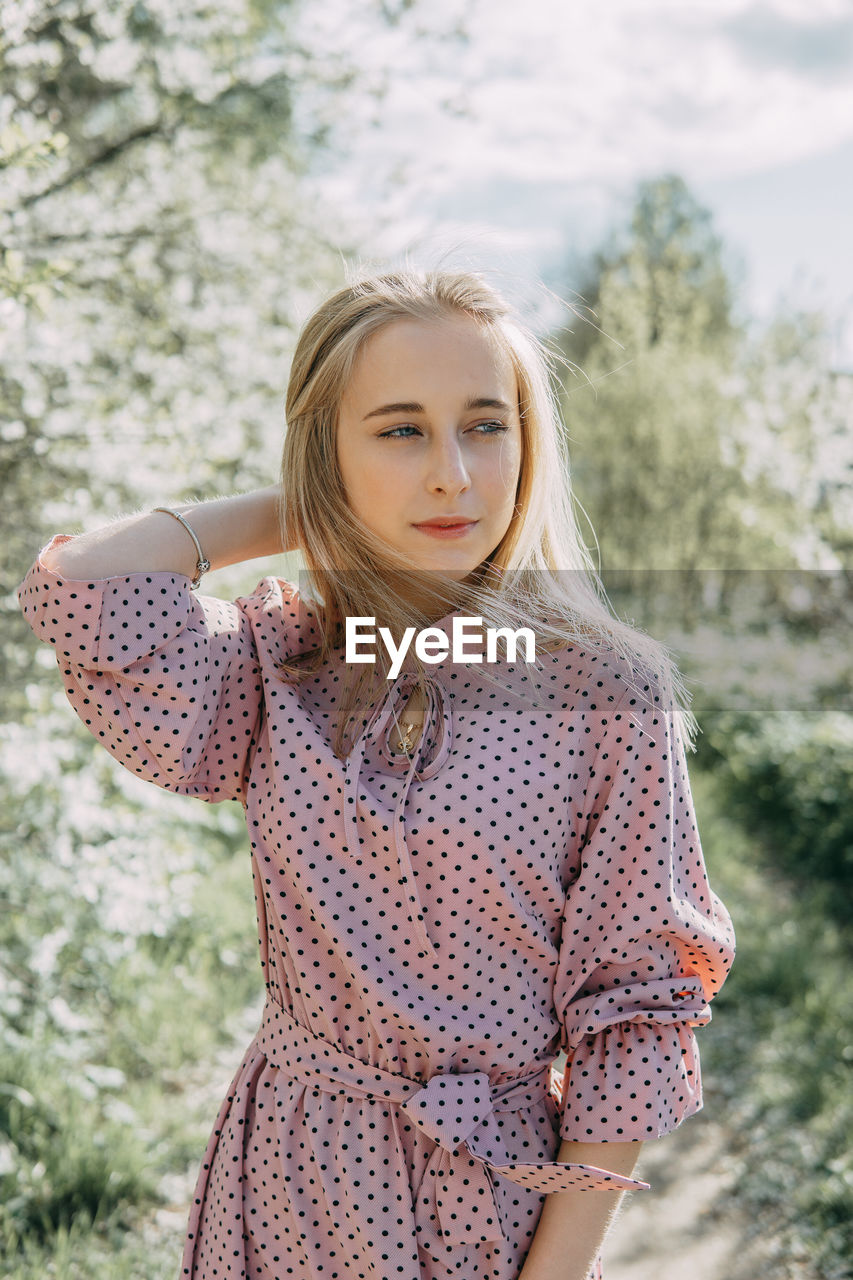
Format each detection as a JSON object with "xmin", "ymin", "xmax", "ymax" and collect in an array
[{"xmin": 298, "ymin": 0, "xmax": 853, "ymax": 367}]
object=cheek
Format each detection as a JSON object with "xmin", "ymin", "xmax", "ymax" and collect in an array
[
  {"xmin": 493, "ymin": 435, "xmax": 522, "ymax": 500},
  {"xmin": 337, "ymin": 438, "xmax": 371, "ymax": 508},
  {"xmin": 337, "ymin": 449, "xmax": 402, "ymax": 529}
]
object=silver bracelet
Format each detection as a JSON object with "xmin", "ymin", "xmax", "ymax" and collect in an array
[{"xmin": 152, "ymin": 507, "xmax": 211, "ymax": 588}]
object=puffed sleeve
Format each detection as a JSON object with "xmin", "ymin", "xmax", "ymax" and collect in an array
[
  {"xmin": 554, "ymin": 673, "xmax": 735, "ymax": 1142},
  {"xmin": 17, "ymin": 534, "xmax": 269, "ymax": 804}
]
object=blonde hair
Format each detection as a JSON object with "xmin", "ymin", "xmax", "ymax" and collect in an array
[{"xmin": 279, "ymin": 267, "xmax": 697, "ymax": 756}]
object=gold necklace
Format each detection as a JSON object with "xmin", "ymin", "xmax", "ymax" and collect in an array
[
  {"xmin": 396, "ymin": 719, "xmax": 422, "ymax": 753},
  {"xmin": 395, "ymin": 689, "xmax": 425, "ymax": 753}
]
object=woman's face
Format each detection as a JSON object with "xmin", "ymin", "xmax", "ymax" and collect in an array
[{"xmin": 337, "ymin": 314, "xmax": 522, "ymax": 577}]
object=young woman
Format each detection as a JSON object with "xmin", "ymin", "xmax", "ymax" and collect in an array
[{"xmin": 18, "ymin": 269, "xmax": 735, "ymax": 1280}]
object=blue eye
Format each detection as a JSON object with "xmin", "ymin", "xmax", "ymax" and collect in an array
[
  {"xmin": 473, "ymin": 421, "xmax": 508, "ymax": 435},
  {"xmin": 378, "ymin": 425, "xmax": 420, "ymax": 438}
]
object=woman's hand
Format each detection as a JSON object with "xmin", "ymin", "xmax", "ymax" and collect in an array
[{"xmin": 40, "ymin": 484, "xmax": 292, "ymax": 581}]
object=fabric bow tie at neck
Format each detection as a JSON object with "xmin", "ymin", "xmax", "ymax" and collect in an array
[
  {"xmin": 257, "ymin": 997, "xmax": 649, "ymax": 1249},
  {"xmin": 341, "ymin": 665, "xmax": 553, "ymax": 963}
]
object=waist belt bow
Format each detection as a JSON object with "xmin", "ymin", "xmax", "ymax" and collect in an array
[{"xmin": 257, "ymin": 998, "xmax": 649, "ymax": 1247}]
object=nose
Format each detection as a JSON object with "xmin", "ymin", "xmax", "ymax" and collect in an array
[{"xmin": 425, "ymin": 434, "xmax": 471, "ymax": 498}]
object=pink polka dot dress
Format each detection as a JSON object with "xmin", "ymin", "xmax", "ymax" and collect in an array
[{"xmin": 18, "ymin": 536, "xmax": 735, "ymax": 1280}]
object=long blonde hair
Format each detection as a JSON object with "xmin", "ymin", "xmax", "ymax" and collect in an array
[{"xmin": 279, "ymin": 267, "xmax": 696, "ymax": 756}]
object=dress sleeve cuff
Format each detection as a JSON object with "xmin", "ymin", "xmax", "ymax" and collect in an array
[
  {"xmin": 17, "ymin": 534, "xmax": 196, "ymax": 669},
  {"xmin": 562, "ymin": 976, "xmax": 712, "ymax": 1047},
  {"xmin": 558, "ymin": 1019, "xmax": 704, "ymax": 1143}
]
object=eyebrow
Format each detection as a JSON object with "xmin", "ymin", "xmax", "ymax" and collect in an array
[{"xmin": 362, "ymin": 396, "xmax": 513, "ymax": 421}]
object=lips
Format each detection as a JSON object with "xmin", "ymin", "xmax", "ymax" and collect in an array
[
  {"xmin": 411, "ymin": 518, "xmax": 479, "ymax": 540},
  {"xmin": 412, "ymin": 518, "xmax": 477, "ymax": 528}
]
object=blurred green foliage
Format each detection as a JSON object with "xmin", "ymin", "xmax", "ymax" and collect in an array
[
  {"xmin": 556, "ymin": 174, "xmax": 853, "ymax": 623},
  {"xmin": 692, "ymin": 769, "xmax": 853, "ymax": 1278},
  {"xmin": 699, "ymin": 705, "xmax": 853, "ymax": 916},
  {"xmin": 0, "ymin": 686, "xmax": 261, "ymax": 1252}
]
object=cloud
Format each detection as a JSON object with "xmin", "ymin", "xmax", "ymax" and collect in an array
[
  {"xmin": 722, "ymin": 3, "xmax": 853, "ymax": 80},
  {"xmin": 306, "ymin": 0, "xmax": 853, "ymax": 208}
]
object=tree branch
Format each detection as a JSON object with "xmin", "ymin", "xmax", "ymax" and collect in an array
[{"xmin": 19, "ymin": 119, "xmax": 168, "ymax": 209}]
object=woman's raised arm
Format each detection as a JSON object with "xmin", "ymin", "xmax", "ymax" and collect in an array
[{"xmin": 40, "ymin": 484, "xmax": 291, "ymax": 581}]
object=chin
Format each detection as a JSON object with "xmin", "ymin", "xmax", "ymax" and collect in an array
[{"xmin": 414, "ymin": 557, "xmax": 480, "ymax": 579}]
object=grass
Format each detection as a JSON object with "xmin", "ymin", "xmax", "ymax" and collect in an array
[
  {"xmin": 2, "ymin": 1211, "xmax": 187, "ymax": 1280},
  {"xmin": 691, "ymin": 767, "xmax": 853, "ymax": 1280}
]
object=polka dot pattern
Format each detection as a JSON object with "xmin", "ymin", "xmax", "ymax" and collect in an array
[
  {"xmin": 18, "ymin": 536, "xmax": 736, "ymax": 1280},
  {"xmin": 252, "ymin": 994, "xmax": 648, "ymax": 1254}
]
